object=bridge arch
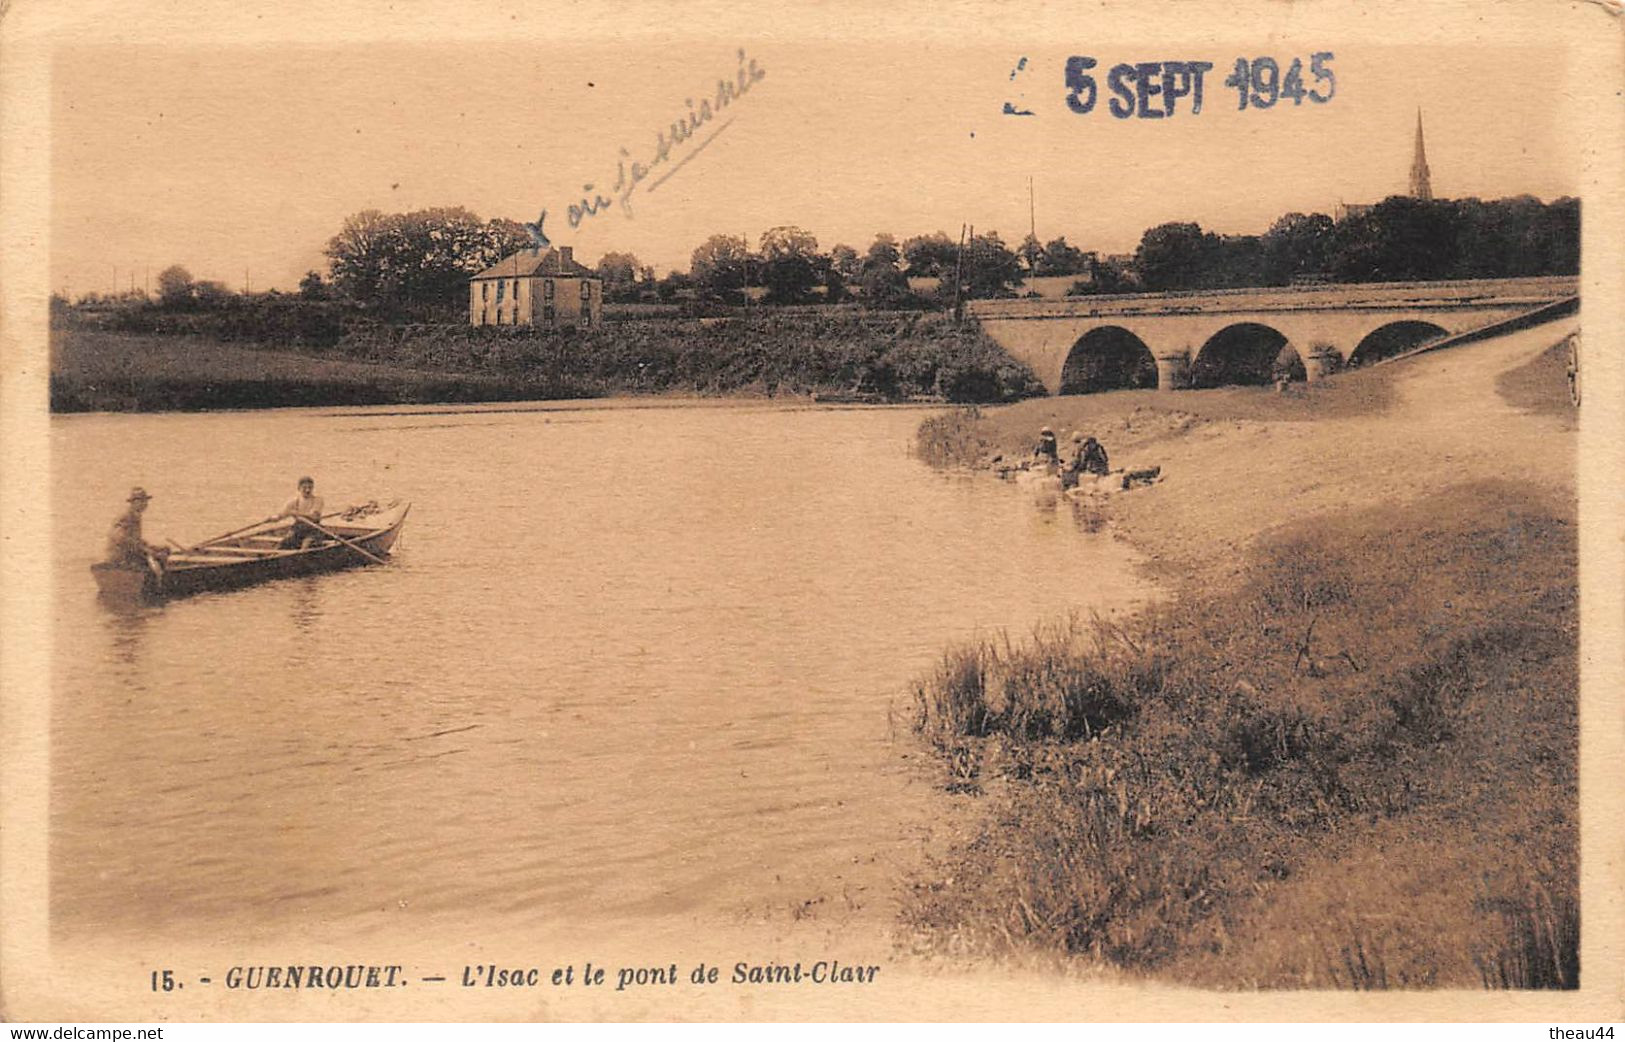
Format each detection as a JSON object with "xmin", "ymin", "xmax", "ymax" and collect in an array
[
  {"xmin": 1058, "ymin": 326, "xmax": 1158, "ymax": 394},
  {"xmin": 1191, "ymin": 323, "xmax": 1303, "ymax": 388},
  {"xmin": 1348, "ymin": 320, "xmax": 1451, "ymax": 367}
]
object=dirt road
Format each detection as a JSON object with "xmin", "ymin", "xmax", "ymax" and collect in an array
[{"xmin": 1109, "ymin": 319, "xmax": 1579, "ymax": 577}]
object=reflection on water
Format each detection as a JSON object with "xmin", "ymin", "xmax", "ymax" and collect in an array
[
  {"xmin": 286, "ymin": 578, "xmax": 324, "ymax": 638},
  {"xmin": 50, "ymin": 401, "xmax": 1150, "ymax": 945},
  {"xmin": 97, "ymin": 600, "xmax": 155, "ymax": 675}
]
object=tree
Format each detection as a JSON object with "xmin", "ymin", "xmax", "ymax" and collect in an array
[
  {"xmin": 1068, "ymin": 257, "xmax": 1137, "ymax": 295},
  {"xmin": 1017, "ymin": 233, "xmax": 1043, "ymax": 274},
  {"xmin": 1261, "ymin": 212, "xmax": 1335, "ymax": 284},
  {"xmin": 1135, "ymin": 222, "xmax": 1220, "ymax": 291},
  {"xmin": 901, "ymin": 231, "xmax": 957, "ymax": 277},
  {"xmin": 193, "ymin": 280, "xmax": 234, "ymax": 308},
  {"xmin": 596, "ymin": 251, "xmax": 644, "ymax": 302},
  {"xmin": 1329, "ymin": 197, "xmax": 1460, "ymax": 282},
  {"xmin": 1037, "ymin": 236, "xmax": 1091, "ymax": 277},
  {"xmin": 757, "ymin": 225, "xmax": 822, "ymax": 303},
  {"xmin": 655, "ymin": 270, "xmax": 693, "ymax": 302},
  {"xmin": 690, "ymin": 234, "xmax": 750, "ymax": 298},
  {"xmin": 859, "ymin": 234, "xmax": 912, "ymax": 308},
  {"xmin": 325, "ymin": 207, "xmax": 531, "ymax": 316},
  {"xmin": 1207, "ymin": 235, "xmax": 1265, "ymax": 289},
  {"xmin": 829, "ymin": 244, "xmax": 860, "ymax": 279},
  {"xmin": 1525, "ymin": 196, "xmax": 1580, "ymax": 276},
  {"xmin": 823, "ymin": 266, "xmax": 847, "ymax": 304},
  {"xmin": 156, "ymin": 265, "xmax": 194, "ymax": 308},
  {"xmin": 961, "ymin": 231, "xmax": 1023, "ymax": 299},
  {"xmin": 865, "ymin": 233, "xmax": 902, "ymax": 270},
  {"xmin": 298, "ymin": 270, "xmax": 330, "ymax": 300}
]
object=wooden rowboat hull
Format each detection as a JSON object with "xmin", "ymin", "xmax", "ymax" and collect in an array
[{"xmin": 92, "ymin": 502, "xmax": 410, "ymax": 601}]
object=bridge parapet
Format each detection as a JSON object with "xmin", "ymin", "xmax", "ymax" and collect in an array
[
  {"xmin": 966, "ymin": 276, "xmax": 1578, "ymax": 322},
  {"xmin": 968, "ymin": 277, "xmax": 1579, "ymax": 394}
]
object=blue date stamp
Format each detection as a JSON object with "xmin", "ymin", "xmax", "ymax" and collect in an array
[
  {"xmin": 1222, "ymin": 54, "xmax": 1336, "ymax": 109},
  {"xmin": 1009, "ymin": 53, "xmax": 1336, "ymax": 119}
]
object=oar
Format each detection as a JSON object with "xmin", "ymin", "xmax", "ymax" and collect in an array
[
  {"xmin": 190, "ymin": 507, "xmax": 361, "ymax": 551},
  {"xmin": 301, "ymin": 517, "xmax": 390, "ymax": 566},
  {"xmin": 186, "ymin": 515, "xmax": 281, "ymax": 551}
]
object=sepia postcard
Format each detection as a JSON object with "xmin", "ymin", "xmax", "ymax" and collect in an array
[{"xmin": 2, "ymin": 0, "xmax": 1622, "ymax": 1025}]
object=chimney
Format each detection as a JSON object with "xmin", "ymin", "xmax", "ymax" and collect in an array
[{"xmin": 558, "ymin": 246, "xmax": 573, "ymax": 268}]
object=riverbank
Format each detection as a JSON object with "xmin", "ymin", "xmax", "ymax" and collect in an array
[
  {"xmin": 50, "ymin": 310, "xmax": 1040, "ymax": 412},
  {"xmin": 904, "ymin": 320, "xmax": 1580, "ymax": 987}
]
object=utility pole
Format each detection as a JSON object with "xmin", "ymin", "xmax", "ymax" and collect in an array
[{"xmin": 1029, "ymin": 176, "xmax": 1037, "ymax": 244}]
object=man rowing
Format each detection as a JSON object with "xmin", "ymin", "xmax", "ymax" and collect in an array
[
  {"xmin": 106, "ymin": 487, "xmax": 168, "ymax": 568},
  {"xmin": 277, "ymin": 476, "xmax": 326, "ymax": 549}
]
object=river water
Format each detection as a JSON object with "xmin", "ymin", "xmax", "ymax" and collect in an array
[{"xmin": 48, "ymin": 400, "xmax": 1148, "ymax": 954}]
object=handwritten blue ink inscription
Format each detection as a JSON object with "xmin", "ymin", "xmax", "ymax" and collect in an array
[
  {"xmin": 558, "ymin": 47, "xmax": 765, "ymax": 230},
  {"xmin": 1046, "ymin": 53, "xmax": 1335, "ymax": 119}
]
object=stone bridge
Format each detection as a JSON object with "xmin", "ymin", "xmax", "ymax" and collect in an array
[{"xmin": 966, "ymin": 276, "xmax": 1579, "ymax": 393}]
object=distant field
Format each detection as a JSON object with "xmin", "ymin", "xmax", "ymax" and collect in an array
[
  {"xmin": 50, "ymin": 329, "xmax": 567, "ymax": 412},
  {"xmin": 51, "ymin": 309, "xmax": 1041, "ymax": 412}
]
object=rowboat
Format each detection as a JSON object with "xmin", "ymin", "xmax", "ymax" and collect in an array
[{"xmin": 91, "ymin": 500, "xmax": 410, "ymax": 601}]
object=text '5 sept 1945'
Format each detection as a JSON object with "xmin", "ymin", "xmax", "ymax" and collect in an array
[{"xmin": 1004, "ymin": 53, "xmax": 1336, "ymax": 119}]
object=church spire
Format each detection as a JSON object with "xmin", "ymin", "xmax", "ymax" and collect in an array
[{"xmin": 1409, "ymin": 109, "xmax": 1433, "ymax": 201}]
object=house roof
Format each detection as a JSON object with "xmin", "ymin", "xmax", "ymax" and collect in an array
[{"xmin": 472, "ymin": 249, "xmax": 596, "ymax": 280}]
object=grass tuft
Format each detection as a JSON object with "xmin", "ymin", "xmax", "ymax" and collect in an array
[
  {"xmin": 901, "ymin": 482, "xmax": 1577, "ymax": 986},
  {"xmin": 1475, "ymin": 884, "xmax": 1580, "ymax": 990}
]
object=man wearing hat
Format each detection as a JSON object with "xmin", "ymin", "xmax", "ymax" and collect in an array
[
  {"xmin": 1032, "ymin": 426, "xmax": 1059, "ymax": 464},
  {"xmin": 276, "ymin": 476, "xmax": 326, "ymax": 549},
  {"xmin": 106, "ymin": 487, "xmax": 167, "ymax": 568}
]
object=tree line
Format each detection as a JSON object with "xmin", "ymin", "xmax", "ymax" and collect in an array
[
  {"xmin": 91, "ymin": 194, "xmax": 1578, "ymax": 322},
  {"xmin": 1130, "ymin": 195, "xmax": 1579, "ymax": 293}
]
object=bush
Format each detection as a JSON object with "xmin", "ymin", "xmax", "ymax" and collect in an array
[{"xmin": 54, "ymin": 303, "xmax": 1046, "ymax": 406}]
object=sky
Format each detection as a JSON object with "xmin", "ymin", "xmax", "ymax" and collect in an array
[{"xmin": 47, "ymin": 16, "xmax": 1583, "ymax": 294}]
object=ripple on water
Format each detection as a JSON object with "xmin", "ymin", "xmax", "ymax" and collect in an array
[{"xmin": 49, "ymin": 403, "xmax": 1150, "ymax": 942}]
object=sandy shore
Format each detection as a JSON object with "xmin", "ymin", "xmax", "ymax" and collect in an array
[
  {"xmin": 974, "ymin": 318, "xmax": 1579, "ymax": 581},
  {"xmin": 897, "ymin": 318, "xmax": 1583, "ymax": 988}
]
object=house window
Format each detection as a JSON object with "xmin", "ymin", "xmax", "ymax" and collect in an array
[
  {"xmin": 543, "ymin": 279, "xmax": 555, "ymax": 301},
  {"xmin": 496, "ymin": 280, "xmax": 505, "ymax": 302},
  {"xmin": 580, "ymin": 280, "xmax": 591, "ymax": 300},
  {"xmin": 481, "ymin": 283, "xmax": 489, "ymax": 301},
  {"xmin": 495, "ymin": 309, "xmax": 503, "ymax": 325},
  {"xmin": 543, "ymin": 304, "xmax": 555, "ymax": 327}
]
